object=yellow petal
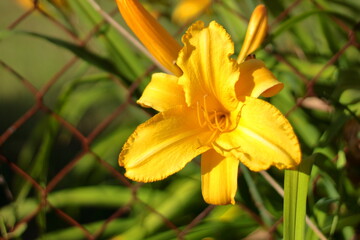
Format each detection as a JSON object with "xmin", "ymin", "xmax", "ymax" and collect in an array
[
  {"xmin": 137, "ymin": 73, "xmax": 186, "ymax": 112},
  {"xmin": 214, "ymin": 97, "xmax": 301, "ymax": 171},
  {"xmin": 119, "ymin": 106, "xmax": 212, "ymax": 182},
  {"xmin": 116, "ymin": 0, "xmax": 182, "ymax": 76},
  {"xmin": 238, "ymin": 5, "xmax": 268, "ymax": 63},
  {"xmin": 178, "ymin": 21, "xmax": 240, "ymax": 111},
  {"xmin": 201, "ymin": 149, "xmax": 239, "ymax": 205},
  {"xmin": 236, "ymin": 59, "xmax": 283, "ymax": 99},
  {"xmin": 172, "ymin": 0, "xmax": 212, "ymax": 25}
]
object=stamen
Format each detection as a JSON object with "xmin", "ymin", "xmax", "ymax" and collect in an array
[
  {"xmin": 214, "ymin": 112, "xmax": 225, "ymax": 132},
  {"xmin": 223, "ymin": 114, "xmax": 230, "ymax": 130},
  {"xmin": 214, "ymin": 110, "xmax": 221, "ymax": 129},
  {"xmin": 197, "ymin": 128, "xmax": 220, "ymax": 147},
  {"xmin": 196, "ymin": 94, "xmax": 239, "ymax": 147},
  {"xmin": 202, "ymin": 95, "xmax": 216, "ymax": 131},
  {"xmin": 227, "ymin": 104, "xmax": 244, "ymax": 132}
]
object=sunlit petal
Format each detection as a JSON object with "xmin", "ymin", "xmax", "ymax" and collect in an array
[
  {"xmin": 137, "ymin": 73, "xmax": 186, "ymax": 112},
  {"xmin": 238, "ymin": 5, "xmax": 268, "ymax": 63},
  {"xmin": 119, "ymin": 106, "xmax": 212, "ymax": 182},
  {"xmin": 214, "ymin": 97, "xmax": 301, "ymax": 171},
  {"xmin": 116, "ymin": 0, "xmax": 182, "ymax": 76},
  {"xmin": 178, "ymin": 21, "xmax": 240, "ymax": 111},
  {"xmin": 236, "ymin": 59, "xmax": 283, "ymax": 99},
  {"xmin": 201, "ymin": 149, "xmax": 239, "ymax": 205},
  {"xmin": 172, "ymin": 0, "xmax": 212, "ymax": 25}
]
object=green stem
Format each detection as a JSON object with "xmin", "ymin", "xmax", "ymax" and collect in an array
[{"xmin": 283, "ymin": 155, "xmax": 315, "ymax": 240}]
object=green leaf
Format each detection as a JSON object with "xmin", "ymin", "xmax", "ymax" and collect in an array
[
  {"xmin": 269, "ymin": 9, "xmax": 355, "ymax": 42},
  {"xmin": 68, "ymin": 0, "xmax": 147, "ymax": 80},
  {"xmin": 0, "ymin": 30, "xmax": 13, "ymax": 41},
  {"xmin": 17, "ymin": 31, "xmax": 132, "ymax": 86},
  {"xmin": 283, "ymin": 155, "xmax": 315, "ymax": 240},
  {"xmin": 0, "ymin": 185, "xmax": 158, "ymax": 227},
  {"xmin": 241, "ymin": 165, "xmax": 273, "ymax": 227},
  {"xmin": 42, "ymin": 218, "xmax": 135, "ymax": 240},
  {"xmin": 323, "ymin": 214, "xmax": 360, "ymax": 232},
  {"xmin": 116, "ymin": 177, "xmax": 200, "ymax": 240}
]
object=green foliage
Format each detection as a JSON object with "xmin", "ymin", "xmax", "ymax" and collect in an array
[
  {"xmin": 284, "ymin": 155, "xmax": 314, "ymax": 240},
  {"xmin": 0, "ymin": 0, "xmax": 359, "ymax": 239}
]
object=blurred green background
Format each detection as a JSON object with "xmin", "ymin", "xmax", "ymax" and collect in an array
[{"xmin": 0, "ymin": 0, "xmax": 359, "ymax": 239}]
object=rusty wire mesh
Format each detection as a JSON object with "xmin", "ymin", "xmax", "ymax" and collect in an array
[{"xmin": 0, "ymin": 0, "xmax": 359, "ymax": 239}]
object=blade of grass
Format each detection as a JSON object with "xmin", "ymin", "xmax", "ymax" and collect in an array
[
  {"xmin": 0, "ymin": 185, "xmax": 162, "ymax": 226},
  {"xmin": 69, "ymin": 0, "xmax": 146, "ymax": 80},
  {"xmin": 0, "ymin": 30, "xmax": 13, "ymax": 41},
  {"xmin": 41, "ymin": 218, "xmax": 135, "ymax": 240},
  {"xmin": 270, "ymin": 8, "xmax": 357, "ymax": 44},
  {"xmin": 17, "ymin": 31, "xmax": 132, "ymax": 85},
  {"xmin": 283, "ymin": 155, "xmax": 315, "ymax": 240},
  {"xmin": 113, "ymin": 176, "xmax": 200, "ymax": 240},
  {"xmin": 240, "ymin": 165, "xmax": 273, "ymax": 227}
]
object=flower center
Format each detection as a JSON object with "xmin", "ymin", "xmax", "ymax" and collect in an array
[
  {"xmin": 205, "ymin": 111, "xmax": 231, "ymax": 132},
  {"xmin": 196, "ymin": 96, "xmax": 231, "ymax": 133}
]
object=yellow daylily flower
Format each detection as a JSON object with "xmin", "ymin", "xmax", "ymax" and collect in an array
[
  {"xmin": 117, "ymin": 2, "xmax": 301, "ymax": 205},
  {"xmin": 172, "ymin": 0, "xmax": 212, "ymax": 25}
]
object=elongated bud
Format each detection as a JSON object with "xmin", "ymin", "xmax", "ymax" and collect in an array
[
  {"xmin": 116, "ymin": 0, "xmax": 182, "ymax": 76},
  {"xmin": 172, "ymin": 0, "xmax": 212, "ymax": 25},
  {"xmin": 237, "ymin": 4, "xmax": 268, "ymax": 63}
]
